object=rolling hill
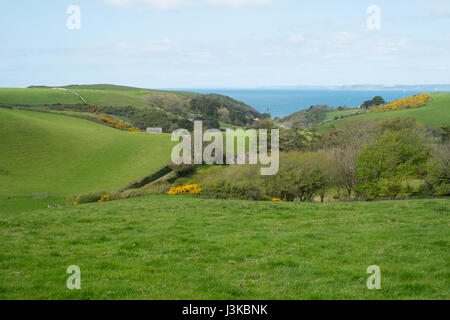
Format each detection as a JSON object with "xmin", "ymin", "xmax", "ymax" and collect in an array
[
  {"xmin": 0, "ymin": 108, "xmax": 174, "ymax": 212},
  {"xmin": 0, "ymin": 85, "xmax": 195, "ymax": 109},
  {"xmin": 0, "ymin": 85, "xmax": 261, "ymax": 129},
  {"xmin": 318, "ymin": 93, "xmax": 450, "ymax": 131}
]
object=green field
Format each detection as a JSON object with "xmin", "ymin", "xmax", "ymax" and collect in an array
[
  {"xmin": 0, "ymin": 196, "xmax": 448, "ymax": 299},
  {"xmin": 0, "ymin": 108, "xmax": 173, "ymax": 212},
  {"xmin": 324, "ymin": 109, "xmax": 359, "ymax": 121},
  {"xmin": 0, "ymin": 85, "xmax": 198, "ymax": 109},
  {"xmin": 319, "ymin": 93, "xmax": 450, "ymax": 131},
  {"xmin": 0, "ymin": 88, "xmax": 83, "ymax": 105}
]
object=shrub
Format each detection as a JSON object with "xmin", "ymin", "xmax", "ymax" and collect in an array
[
  {"xmin": 121, "ymin": 182, "xmax": 171, "ymax": 198},
  {"xmin": 168, "ymin": 163, "xmax": 198, "ymax": 178},
  {"xmin": 202, "ymin": 181, "xmax": 265, "ymax": 201},
  {"xmin": 356, "ymin": 130, "xmax": 429, "ymax": 199},
  {"xmin": 167, "ymin": 184, "xmax": 202, "ymax": 195},
  {"xmin": 264, "ymin": 152, "xmax": 330, "ymax": 202},
  {"xmin": 68, "ymin": 190, "xmax": 108, "ymax": 205},
  {"xmin": 426, "ymin": 143, "xmax": 450, "ymax": 196},
  {"xmin": 368, "ymin": 94, "xmax": 431, "ymax": 113}
]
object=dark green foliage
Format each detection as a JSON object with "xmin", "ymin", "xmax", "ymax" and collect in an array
[
  {"xmin": 202, "ymin": 181, "xmax": 264, "ymax": 201},
  {"xmin": 279, "ymin": 128, "xmax": 309, "ymax": 151},
  {"xmin": 169, "ymin": 163, "xmax": 198, "ymax": 178},
  {"xmin": 264, "ymin": 152, "xmax": 330, "ymax": 202},
  {"xmin": 440, "ymin": 126, "xmax": 450, "ymax": 143},
  {"xmin": 121, "ymin": 165, "xmax": 173, "ymax": 191},
  {"xmin": 190, "ymin": 94, "xmax": 260, "ymax": 127},
  {"xmin": 361, "ymin": 96, "xmax": 385, "ymax": 109},
  {"xmin": 278, "ymin": 105, "xmax": 329, "ymax": 129},
  {"xmin": 266, "ymin": 168, "xmax": 326, "ymax": 202},
  {"xmin": 356, "ymin": 130, "xmax": 429, "ymax": 198},
  {"xmin": 426, "ymin": 143, "xmax": 450, "ymax": 196}
]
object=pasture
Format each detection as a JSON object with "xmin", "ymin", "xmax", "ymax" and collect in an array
[
  {"xmin": 0, "ymin": 196, "xmax": 448, "ymax": 299},
  {"xmin": 0, "ymin": 108, "xmax": 174, "ymax": 212}
]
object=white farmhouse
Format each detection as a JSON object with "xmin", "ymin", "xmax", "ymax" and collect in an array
[{"xmin": 146, "ymin": 127, "xmax": 163, "ymax": 134}]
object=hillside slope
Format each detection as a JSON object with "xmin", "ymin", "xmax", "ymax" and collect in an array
[
  {"xmin": 0, "ymin": 85, "xmax": 261, "ymax": 128},
  {"xmin": 319, "ymin": 93, "xmax": 450, "ymax": 131},
  {"xmin": 0, "ymin": 108, "xmax": 174, "ymax": 211}
]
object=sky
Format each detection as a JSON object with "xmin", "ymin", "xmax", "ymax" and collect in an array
[{"xmin": 0, "ymin": 0, "xmax": 449, "ymax": 88}]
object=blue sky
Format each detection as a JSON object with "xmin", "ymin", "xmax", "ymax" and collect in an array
[{"xmin": 0, "ymin": 0, "xmax": 449, "ymax": 88}]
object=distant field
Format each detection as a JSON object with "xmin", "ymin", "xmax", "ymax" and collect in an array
[
  {"xmin": 324, "ymin": 109, "xmax": 359, "ymax": 121},
  {"xmin": 0, "ymin": 109, "xmax": 174, "ymax": 212},
  {"xmin": 0, "ymin": 86, "xmax": 198, "ymax": 109},
  {"xmin": 73, "ymin": 89, "xmax": 150, "ymax": 108},
  {"xmin": 0, "ymin": 196, "xmax": 448, "ymax": 299},
  {"xmin": 319, "ymin": 93, "xmax": 450, "ymax": 131},
  {"xmin": 0, "ymin": 88, "xmax": 83, "ymax": 105}
]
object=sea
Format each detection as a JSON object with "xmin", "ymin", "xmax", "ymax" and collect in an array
[{"xmin": 184, "ymin": 89, "xmax": 436, "ymax": 118}]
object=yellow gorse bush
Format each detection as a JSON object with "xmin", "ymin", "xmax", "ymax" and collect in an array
[
  {"xmin": 98, "ymin": 194, "xmax": 110, "ymax": 202},
  {"xmin": 167, "ymin": 184, "xmax": 202, "ymax": 195},
  {"xmin": 271, "ymin": 198, "xmax": 283, "ymax": 202},
  {"xmin": 99, "ymin": 115, "xmax": 141, "ymax": 132},
  {"xmin": 369, "ymin": 94, "xmax": 432, "ymax": 113}
]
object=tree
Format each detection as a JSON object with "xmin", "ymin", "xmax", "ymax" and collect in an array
[
  {"xmin": 279, "ymin": 127, "xmax": 309, "ymax": 152},
  {"xmin": 361, "ymin": 96, "xmax": 385, "ymax": 109},
  {"xmin": 426, "ymin": 143, "xmax": 450, "ymax": 196},
  {"xmin": 356, "ymin": 130, "xmax": 429, "ymax": 198},
  {"xmin": 326, "ymin": 145, "xmax": 360, "ymax": 199},
  {"xmin": 265, "ymin": 152, "xmax": 332, "ymax": 202}
]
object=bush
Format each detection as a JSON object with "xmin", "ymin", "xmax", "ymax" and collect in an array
[
  {"xmin": 169, "ymin": 163, "xmax": 198, "ymax": 177},
  {"xmin": 69, "ymin": 190, "xmax": 109, "ymax": 205},
  {"xmin": 121, "ymin": 182, "xmax": 171, "ymax": 199},
  {"xmin": 202, "ymin": 181, "xmax": 265, "ymax": 201},
  {"xmin": 426, "ymin": 143, "xmax": 450, "ymax": 196},
  {"xmin": 264, "ymin": 152, "xmax": 330, "ymax": 202},
  {"xmin": 356, "ymin": 130, "xmax": 429, "ymax": 199}
]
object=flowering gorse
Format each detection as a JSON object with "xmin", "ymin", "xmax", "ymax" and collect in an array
[
  {"xmin": 167, "ymin": 184, "xmax": 202, "ymax": 195},
  {"xmin": 98, "ymin": 194, "xmax": 110, "ymax": 202},
  {"xmin": 369, "ymin": 94, "xmax": 432, "ymax": 113}
]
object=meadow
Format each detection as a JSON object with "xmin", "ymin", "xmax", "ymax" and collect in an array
[
  {"xmin": 0, "ymin": 196, "xmax": 448, "ymax": 299},
  {"xmin": 0, "ymin": 108, "xmax": 173, "ymax": 212},
  {"xmin": 319, "ymin": 93, "xmax": 450, "ymax": 131},
  {"xmin": 0, "ymin": 88, "xmax": 448, "ymax": 300},
  {"xmin": 0, "ymin": 85, "xmax": 198, "ymax": 109},
  {"xmin": 0, "ymin": 88, "xmax": 83, "ymax": 105}
]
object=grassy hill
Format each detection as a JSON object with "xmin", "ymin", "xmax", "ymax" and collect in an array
[
  {"xmin": 0, "ymin": 195, "xmax": 447, "ymax": 299},
  {"xmin": 0, "ymin": 108, "xmax": 174, "ymax": 212},
  {"xmin": 0, "ymin": 86, "xmax": 191, "ymax": 109},
  {"xmin": 0, "ymin": 85, "xmax": 261, "ymax": 129},
  {"xmin": 323, "ymin": 108, "xmax": 359, "ymax": 121},
  {"xmin": 319, "ymin": 93, "xmax": 450, "ymax": 131},
  {"xmin": 0, "ymin": 88, "xmax": 84, "ymax": 105}
]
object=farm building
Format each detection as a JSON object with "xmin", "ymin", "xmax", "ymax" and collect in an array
[{"xmin": 146, "ymin": 127, "xmax": 163, "ymax": 134}]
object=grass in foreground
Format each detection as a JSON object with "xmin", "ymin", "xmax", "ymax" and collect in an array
[{"xmin": 0, "ymin": 196, "xmax": 448, "ymax": 299}]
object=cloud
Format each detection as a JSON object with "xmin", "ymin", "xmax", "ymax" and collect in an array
[
  {"xmin": 103, "ymin": 0, "xmax": 273, "ymax": 9},
  {"xmin": 288, "ymin": 34, "xmax": 305, "ymax": 43}
]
